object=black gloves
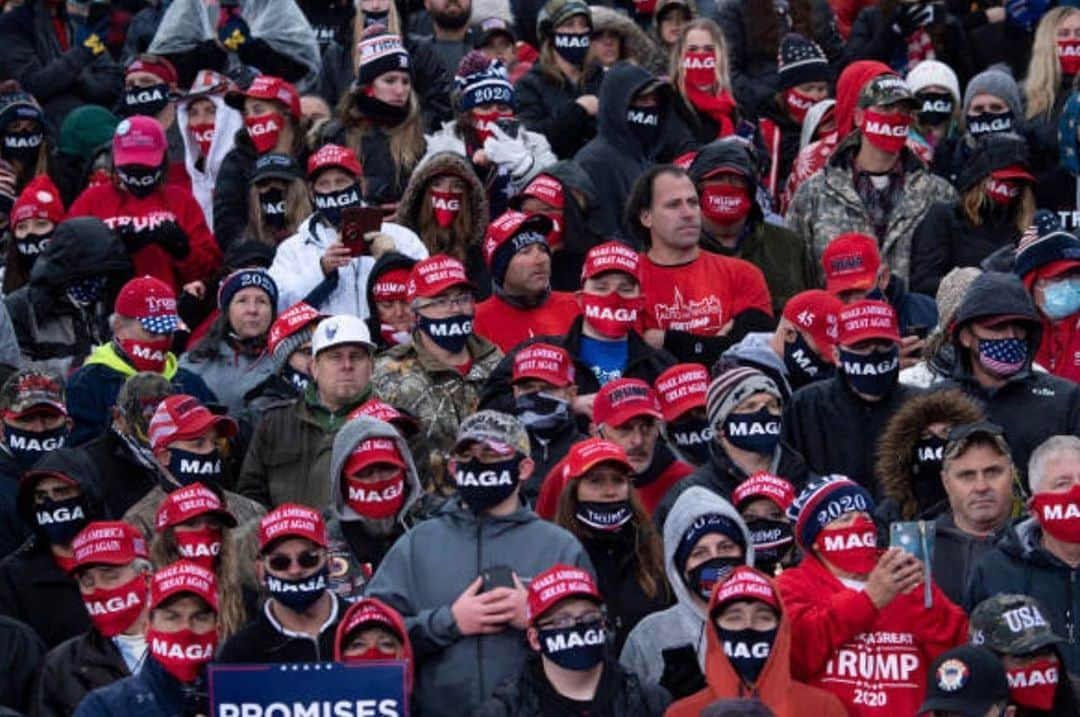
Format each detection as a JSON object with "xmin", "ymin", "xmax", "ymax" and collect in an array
[
  {"xmin": 892, "ymin": 2, "xmax": 942, "ymax": 37},
  {"xmin": 148, "ymin": 220, "xmax": 191, "ymax": 260}
]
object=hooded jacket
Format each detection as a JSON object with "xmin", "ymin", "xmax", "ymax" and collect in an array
[
  {"xmin": 364, "ymin": 251, "xmax": 419, "ymax": 352},
  {"xmin": 175, "ymin": 93, "xmax": 243, "ymax": 233},
  {"xmin": 964, "ymin": 518, "xmax": 1080, "ymax": 675},
  {"xmin": 720, "ymin": 332, "xmax": 792, "ymax": 400},
  {"xmin": 574, "ymin": 62, "xmax": 694, "ymax": 241},
  {"xmin": 942, "ymin": 272, "xmax": 1080, "ymax": 486},
  {"xmin": 5, "ymin": 217, "xmax": 131, "ymax": 377},
  {"xmin": 0, "ymin": 447, "xmax": 31, "ymax": 559},
  {"xmin": 515, "ymin": 57, "xmax": 604, "ymax": 160},
  {"xmin": 665, "ymin": 570, "xmax": 847, "ymax": 717},
  {"xmin": 332, "ymin": 597, "xmax": 416, "ymax": 692},
  {"xmin": 364, "ymin": 496, "xmax": 592, "ymax": 717},
  {"xmin": 620, "ymin": 486, "xmax": 754, "ymax": 687}
]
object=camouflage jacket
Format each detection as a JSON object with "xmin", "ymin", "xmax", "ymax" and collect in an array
[
  {"xmin": 785, "ymin": 137, "xmax": 956, "ymax": 281},
  {"xmin": 372, "ymin": 332, "xmax": 503, "ymax": 491}
]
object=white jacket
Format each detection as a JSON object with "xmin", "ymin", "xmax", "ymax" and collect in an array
[
  {"xmin": 176, "ymin": 94, "xmax": 244, "ymax": 233},
  {"xmin": 269, "ymin": 214, "xmax": 428, "ymax": 318}
]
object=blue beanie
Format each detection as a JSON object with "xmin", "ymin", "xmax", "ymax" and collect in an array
[
  {"xmin": 217, "ymin": 269, "xmax": 279, "ymax": 313},
  {"xmin": 455, "ymin": 52, "xmax": 515, "ymax": 112},
  {"xmin": 674, "ymin": 513, "xmax": 746, "ymax": 572},
  {"xmin": 788, "ymin": 474, "xmax": 875, "ymax": 549}
]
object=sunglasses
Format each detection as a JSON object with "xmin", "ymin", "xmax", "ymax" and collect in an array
[{"xmin": 266, "ymin": 549, "xmax": 323, "ymax": 572}]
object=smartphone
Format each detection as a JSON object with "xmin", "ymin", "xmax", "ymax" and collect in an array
[
  {"xmin": 480, "ymin": 565, "xmax": 515, "ymax": 593},
  {"xmin": 495, "ymin": 117, "xmax": 520, "ymax": 139},
  {"xmin": 890, "ymin": 521, "xmax": 935, "ymax": 607},
  {"xmin": 905, "ymin": 324, "xmax": 930, "ymax": 340},
  {"xmin": 340, "ymin": 206, "xmax": 384, "ymax": 257}
]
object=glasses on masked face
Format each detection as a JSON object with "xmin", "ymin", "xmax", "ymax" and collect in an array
[
  {"xmin": 266, "ymin": 549, "xmax": 323, "ymax": 572},
  {"xmin": 537, "ymin": 610, "xmax": 606, "ymax": 631}
]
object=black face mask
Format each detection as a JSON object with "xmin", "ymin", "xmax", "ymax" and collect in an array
[
  {"xmin": 839, "ymin": 345, "xmax": 900, "ymax": 400},
  {"xmin": 716, "ymin": 626, "xmax": 777, "ymax": 684},
  {"xmin": 282, "ymin": 365, "xmax": 311, "ymax": 391},
  {"xmin": 967, "ymin": 110, "xmax": 1013, "ymax": 139},
  {"xmin": 745, "ymin": 517, "xmax": 794, "ymax": 574},
  {"xmin": 116, "ymin": 165, "xmax": 163, "ymax": 198},
  {"xmin": 258, "ymin": 188, "xmax": 287, "ymax": 230},
  {"xmin": 2, "ymin": 129, "xmax": 43, "ymax": 166},
  {"xmin": 353, "ymin": 92, "xmax": 410, "ymax": 127},
  {"xmin": 576, "ymin": 500, "xmax": 633, "ymax": 532},
  {"xmin": 34, "ymin": 495, "xmax": 88, "ymax": 545},
  {"xmin": 122, "ymin": 83, "xmax": 170, "ymax": 117},
  {"xmin": 667, "ymin": 417, "xmax": 713, "ymax": 466},
  {"xmin": 453, "ymin": 456, "xmax": 520, "ymax": 513},
  {"xmin": 685, "ymin": 556, "xmax": 742, "ymax": 602},
  {"xmin": 14, "ymin": 230, "xmax": 51, "ymax": 258},
  {"xmin": 363, "ymin": 8, "xmax": 389, "ymax": 27},
  {"xmin": 6, "ymin": 423, "xmax": 68, "ymax": 471},
  {"xmin": 167, "ymin": 447, "xmax": 224, "ymax": 488},
  {"xmin": 552, "ymin": 31, "xmax": 590, "ymax": 66},
  {"xmin": 514, "ymin": 392, "xmax": 571, "ymax": 435},
  {"xmin": 783, "ymin": 332, "xmax": 835, "ymax": 390},
  {"xmin": 313, "ymin": 184, "xmax": 363, "ymax": 228},
  {"xmin": 723, "ymin": 408, "xmax": 781, "ymax": 456},
  {"xmin": 916, "ymin": 91, "xmax": 954, "ymax": 126},
  {"xmin": 911, "ymin": 434, "xmax": 948, "ymax": 509},
  {"xmin": 538, "ymin": 622, "xmax": 606, "ymax": 670},
  {"xmin": 416, "ymin": 313, "xmax": 472, "ymax": 353},
  {"xmin": 626, "ymin": 106, "xmax": 661, "ymax": 148}
]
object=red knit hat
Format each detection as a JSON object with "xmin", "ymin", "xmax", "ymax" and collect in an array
[{"xmin": 10, "ymin": 175, "xmax": 64, "ymax": 226}]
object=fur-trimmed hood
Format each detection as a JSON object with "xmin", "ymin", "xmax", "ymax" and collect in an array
[
  {"xmin": 874, "ymin": 389, "xmax": 985, "ymax": 518},
  {"xmin": 394, "ymin": 150, "xmax": 489, "ymax": 256},
  {"xmin": 589, "ymin": 5, "xmax": 658, "ymax": 66}
]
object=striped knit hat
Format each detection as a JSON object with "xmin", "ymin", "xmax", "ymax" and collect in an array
[
  {"xmin": 787, "ymin": 474, "xmax": 875, "ymax": 549},
  {"xmin": 705, "ymin": 366, "xmax": 781, "ymax": 432}
]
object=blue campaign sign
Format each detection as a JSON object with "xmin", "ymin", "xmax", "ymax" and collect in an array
[{"xmin": 209, "ymin": 661, "xmax": 409, "ymax": 717}]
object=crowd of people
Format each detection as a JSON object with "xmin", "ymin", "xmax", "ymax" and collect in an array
[{"xmin": 0, "ymin": 0, "xmax": 1080, "ymax": 714}]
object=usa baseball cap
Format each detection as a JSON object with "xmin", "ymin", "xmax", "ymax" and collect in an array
[
  {"xmin": 593, "ymin": 378, "xmax": 662, "ymax": 428},
  {"xmin": 115, "ymin": 276, "xmax": 180, "ymax": 334}
]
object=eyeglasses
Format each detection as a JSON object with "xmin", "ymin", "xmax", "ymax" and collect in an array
[
  {"xmin": 416, "ymin": 293, "xmax": 474, "ymax": 311},
  {"xmin": 537, "ymin": 610, "xmax": 605, "ymax": 631},
  {"xmin": 266, "ymin": 549, "xmax": 323, "ymax": 572}
]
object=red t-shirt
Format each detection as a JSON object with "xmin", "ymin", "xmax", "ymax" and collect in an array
[
  {"xmin": 472, "ymin": 291, "xmax": 581, "ymax": 353},
  {"xmin": 639, "ymin": 251, "xmax": 773, "ymax": 335}
]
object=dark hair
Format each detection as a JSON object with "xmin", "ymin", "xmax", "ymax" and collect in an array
[{"xmin": 623, "ymin": 164, "xmax": 691, "ymax": 248}]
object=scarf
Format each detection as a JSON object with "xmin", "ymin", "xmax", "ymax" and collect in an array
[
  {"xmin": 905, "ymin": 28, "xmax": 935, "ymax": 72},
  {"xmin": 684, "ymin": 86, "xmax": 736, "ymax": 138}
]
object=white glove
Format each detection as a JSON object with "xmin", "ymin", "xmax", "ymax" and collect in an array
[{"xmin": 483, "ymin": 124, "xmax": 534, "ymax": 179}]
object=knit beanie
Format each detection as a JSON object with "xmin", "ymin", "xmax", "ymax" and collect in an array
[
  {"xmin": 705, "ymin": 366, "xmax": 781, "ymax": 432},
  {"xmin": 673, "ymin": 513, "xmax": 747, "ymax": 573},
  {"xmin": 268, "ymin": 302, "xmax": 323, "ymax": 372},
  {"xmin": 788, "ymin": 474, "xmax": 875, "ymax": 549},
  {"xmin": 357, "ymin": 26, "xmax": 412, "ymax": 86},
  {"xmin": 217, "ymin": 269, "xmax": 279, "ymax": 313},
  {"xmin": 963, "ymin": 68, "xmax": 1022, "ymax": 117},
  {"xmin": 272, "ymin": 324, "xmax": 317, "ymax": 371},
  {"xmin": 935, "ymin": 267, "xmax": 982, "ymax": 329},
  {"xmin": 906, "ymin": 59, "xmax": 961, "ymax": 102},
  {"xmin": 57, "ymin": 105, "xmax": 120, "ymax": 160},
  {"xmin": 454, "ymin": 51, "xmax": 515, "ymax": 111},
  {"xmin": 776, "ymin": 34, "xmax": 829, "ymax": 91},
  {"xmin": 0, "ymin": 88, "xmax": 44, "ymax": 133},
  {"xmin": 10, "ymin": 175, "xmax": 64, "ymax": 226}
]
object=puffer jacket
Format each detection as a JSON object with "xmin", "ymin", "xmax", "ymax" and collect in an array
[
  {"xmin": 619, "ymin": 486, "xmax": 754, "ymax": 687},
  {"xmin": 515, "ymin": 58, "xmax": 605, "ymax": 160},
  {"xmin": 4, "ymin": 217, "xmax": 130, "ymax": 377},
  {"xmin": 178, "ymin": 339, "xmax": 275, "ymax": 418},
  {"xmin": 785, "ymin": 134, "xmax": 957, "ymax": 281},
  {"xmin": 32, "ymin": 623, "xmax": 129, "ymax": 717}
]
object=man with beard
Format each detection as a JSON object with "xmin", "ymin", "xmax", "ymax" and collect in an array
[{"xmin": 415, "ymin": 0, "xmax": 474, "ymax": 79}]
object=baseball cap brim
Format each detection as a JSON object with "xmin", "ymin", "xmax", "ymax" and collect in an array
[
  {"xmin": 252, "ymin": 165, "xmax": 303, "ymax": 183},
  {"xmin": 138, "ymin": 314, "xmax": 180, "ymax": 335},
  {"xmin": 825, "ymin": 274, "xmax": 875, "ymax": 294},
  {"xmin": 843, "ymin": 326, "xmax": 901, "ymax": 345},
  {"xmin": 7, "ymin": 400, "xmax": 67, "ymax": 419},
  {"xmin": 572, "ymin": 454, "xmax": 632, "ymax": 479},
  {"xmin": 453, "ymin": 434, "xmax": 517, "ymax": 455},
  {"xmin": 993, "ymin": 166, "xmax": 1035, "ymax": 183},
  {"xmin": 171, "ymin": 413, "xmax": 238, "ymax": 445},
  {"xmin": 973, "ymin": 314, "xmax": 1037, "ymax": 329},
  {"xmin": 603, "ymin": 404, "xmax": 663, "ymax": 428},
  {"xmin": 918, "ymin": 697, "xmax": 994, "ymax": 717},
  {"xmin": 701, "ymin": 163, "xmax": 752, "ymax": 181}
]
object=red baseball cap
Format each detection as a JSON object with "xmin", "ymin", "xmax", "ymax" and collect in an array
[
  {"xmin": 11, "ymin": 175, "xmax": 64, "ymax": 226},
  {"xmin": 347, "ymin": 399, "xmax": 420, "ymax": 436},
  {"xmin": 991, "ymin": 165, "xmax": 1035, "ymax": 183},
  {"xmin": 564, "ymin": 438, "xmax": 632, "ymax": 479},
  {"xmin": 342, "ymin": 436, "xmax": 406, "ymax": 477},
  {"xmin": 731, "ymin": 471, "xmax": 796, "ymax": 511},
  {"xmin": 307, "ymin": 144, "xmax": 363, "ymax": 178},
  {"xmin": 71, "ymin": 521, "xmax": 148, "ymax": 573},
  {"xmin": 258, "ymin": 503, "xmax": 328, "ymax": 551},
  {"xmin": 527, "ymin": 564, "xmax": 602, "ymax": 623},
  {"xmin": 654, "ymin": 363, "xmax": 709, "ymax": 422},
  {"xmin": 126, "ymin": 56, "xmax": 178, "ymax": 86},
  {"xmin": 406, "ymin": 255, "xmax": 475, "ymax": 302},
  {"xmin": 113, "ymin": 116, "xmax": 168, "ymax": 168},
  {"xmin": 338, "ymin": 598, "xmax": 406, "ymax": 645},
  {"xmin": 822, "ymin": 233, "xmax": 881, "ymax": 294},
  {"xmin": 710, "ymin": 566, "xmax": 779, "ymax": 612},
  {"xmin": 267, "ymin": 302, "xmax": 323, "ymax": 356},
  {"xmin": 146, "ymin": 394, "xmax": 238, "ymax": 452},
  {"xmin": 781, "ymin": 289, "xmax": 843, "ymax": 359},
  {"xmin": 593, "ymin": 378, "xmax": 662, "ymax": 428},
  {"xmin": 512, "ymin": 343, "xmax": 575, "ymax": 387},
  {"xmin": 155, "ymin": 482, "xmax": 237, "ymax": 531},
  {"xmin": 371, "ymin": 268, "xmax": 411, "ymax": 303},
  {"xmin": 838, "ymin": 299, "xmax": 901, "ymax": 345},
  {"xmin": 225, "ymin": 75, "xmax": 301, "ymax": 120},
  {"xmin": 151, "ymin": 560, "xmax": 219, "ymax": 611},
  {"xmin": 518, "ymin": 175, "xmax": 564, "ymax": 209},
  {"xmin": 581, "ymin": 241, "xmax": 641, "ymax": 283},
  {"xmin": 115, "ymin": 276, "xmax": 180, "ymax": 334},
  {"xmin": 673, "ymin": 151, "xmax": 698, "ymax": 169},
  {"xmin": 482, "ymin": 210, "xmax": 553, "ymax": 268}
]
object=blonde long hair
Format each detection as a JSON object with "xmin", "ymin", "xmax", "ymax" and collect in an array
[
  {"xmin": 961, "ymin": 182, "xmax": 1036, "ymax": 233},
  {"xmin": 246, "ymin": 178, "xmax": 312, "ymax": 246},
  {"xmin": 1026, "ymin": 6, "xmax": 1080, "ymax": 119},
  {"xmin": 337, "ymin": 90, "xmax": 425, "ymax": 190},
  {"xmin": 669, "ymin": 18, "xmax": 732, "ymax": 98},
  {"xmin": 351, "ymin": 5, "xmax": 404, "ymax": 72}
]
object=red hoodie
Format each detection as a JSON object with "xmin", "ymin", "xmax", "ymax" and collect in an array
[
  {"xmin": 334, "ymin": 597, "xmax": 415, "ymax": 695},
  {"xmin": 776, "ymin": 553, "xmax": 968, "ymax": 717},
  {"xmin": 1035, "ymin": 314, "xmax": 1080, "ymax": 384},
  {"xmin": 68, "ymin": 182, "xmax": 222, "ymax": 291}
]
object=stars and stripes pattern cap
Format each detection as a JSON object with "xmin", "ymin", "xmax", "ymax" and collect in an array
[
  {"xmin": 115, "ymin": 276, "xmax": 180, "ymax": 334},
  {"xmin": 777, "ymin": 33, "xmax": 829, "ymax": 91}
]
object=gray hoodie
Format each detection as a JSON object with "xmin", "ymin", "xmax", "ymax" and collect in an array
[
  {"xmin": 365, "ymin": 490, "xmax": 593, "ymax": 717},
  {"xmin": 720, "ymin": 332, "xmax": 791, "ymax": 396},
  {"xmin": 619, "ymin": 486, "xmax": 754, "ymax": 686}
]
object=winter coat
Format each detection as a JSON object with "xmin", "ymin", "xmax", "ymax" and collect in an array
[
  {"xmin": 4, "ymin": 217, "xmax": 130, "ymax": 378},
  {"xmin": 73, "ymin": 654, "xmax": 199, "ymax": 717},
  {"xmin": 0, "ymin": 1, "xmax": 122, "ymax": 125},
  {"xmin": 0, "ymin": 448, "xmax": 30, "ymax": 559},
  {"xmin": 0, "ymin": 615, "xmax": 45, "ymax": 716},
  {"xmin": 1035, "ymin": 312, "xmax": 1080, "ymax": 385},
  {"xmin": 964, "ymin": 518, "xmax": 1080, "ymax": 675},
  {"xmin": 590, "ymin": 5, "xmax": 659, "ymax": 68},
  {"xmin": 720, "ymin": 331, "xmax": 792, "ymax": 400},
  {"xmin": 371, "ymin": 333, "xmax": 502, "ymax": 489},
  {"xmin": 515, "ymin": 60, "xmax": 604, "ymax": 160},
  {"xmin": 782, "ymin": 374, "xmax": 920, "ymax": 497},
  {"xmin": 845, "ymin": 6, "xmax": 973, "ymax": 86},
  {"xmin": 269, "ymin": 215, "xmax": 426, "ymax": 318},
  {"xmin": 77, "ymin": 428, "xmax": 162, "ymax": 520},
  {"xmin": 652, "ymin": 441, "xmax": 811, "ymax": 532},
  {"xmin": 211, "ymin": 134, "xmax": 257, "ymax": 250},
  {"xmin": 67, "ymin": 182, "xmax": 222, "ymax": 292},
  {"xmin": 123, "ymin": 484, "xmax": 266, "ymax": 541},
  {"xmin": 364, "ymin": 497, "xmax": 593, "ymax": 717},
  {"xmin": 785, "ymin": 135, "xmax": 958, "ymax": 282},
  {"xmin": 66, "ymin": 342, "xmax": 216, "ymax": 447},
  {"xmin": 175, "ymin": 93, "xmax": 243, "ymax": 233},
  {"xmin": 0, "ymin": 302, "xmax": 21, "ymax": 372},
  {"xmin": 33, "ymin": 626, "xmax": 129, "ymax": 717},
  {"xmin": 665, "ymin": 570, "xmax": 847, "ymax": 717},
  {"xmin": 218, "ymin": 593, "xmax": 348, "ymax": 663},
  {"xmin": 520, "ymin": 417, "xmax": 586, "ymax": 505},
  {"xmin": 930, "ymin": 512, "xmax": 1007, "ymax": 608},
  {"xmin": 776, "ymin": 553, "xmax": 968, "ymax": 716},
  {"xmin": 472, "ymin": 291, "xmax": 581, "ymax": 353},
  {"xmin": 179, "ymin": 340, "xmax": 275, "ymax": 417},
  {"xmin": 574, "ymin": 62, "xmax": 694, "ymax": 241},
  {"xmin": 620, "ymin": 486, "xmax": 755, "ymax": 687},
  {"xmin": 910, "ymin": 201, "xmax": 1023, "ymax": 297},
  {"xmin": 477, "ymin": 655, "xmax": 670, "ymax": 717}
]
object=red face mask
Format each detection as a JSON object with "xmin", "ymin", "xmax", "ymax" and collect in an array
[
  {"xmin": 189, "ymin": 122, "xmax": 215, "ymax": 157},
  {"xmin": 785, "ymin": 88, "xmax": 817, "ymax": 124},
  {"xmin": 1059, "ymin": 38, "xmax": 1080, "ymax": 76},
  {"xmin": 147, "ymin": 627, "xmax": 218, "ymax": 683},
  {"xmin": 430, "ymin": 189, "xmax": 462, "ymax": 229},
  {"xmin": 118, "ymin": 336, "xmax": 171, "ymax": 373},
  {"xmin": 346, "ymin": 645, "xmax": 399, "ymax": 662},
  {"xmin": 860, "ymin": 109, "xmax": 912, "ymax": 154},
  {"xmin": 581, "ymin": 292, "xmax": 645, "ymax": 339},
  {"xmin": 472, "ymin": 108, "xmax": 513, "ymax": 145},
  {"xmin": 345, "ymin": 471, "xmax": 406, "ymax": 519},
  {"xmin": 1006, "ymin": 657, "xmax": 1059, "ymax": 710},
  {"xmin": 1031, "ymin": 484, "xmax": 1080, "ymax": 542},
  {"xmin": 683, "ymin": 51, "xmax": 716, "ymax": 87},
  {"xmin": 813, "ymin": 515, "xmax": 880, "ymax": 575},
  {"xmin": 985, "ymin": 176, "xmax": 1019, "ymax": 205},
  {"xmin": 632, "ymin": 0, "xmax": 656, "ymax": 15},
  {"xmin": 245, "ymin": 112, "xmax": 284, "ymax": 154},
  {"xmin": 700, "ymin": 184, "xmax": 751, "ymax": 224},
  {"xmin": 83, "ymin": 574, "xmax": 148, "ymax": 637},
  {"xmin": 544, "ymin": 212, "xmax": 564, "ymax": 250},
  {"xmin": 174, "ymin": 527, "xmax": 223, "ymax": 571}
]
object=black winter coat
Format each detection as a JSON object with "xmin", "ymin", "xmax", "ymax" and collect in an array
[
  {"xmin": 515, "ymin": 61, "xmax": 604, "ymax": 160},
  {"xmin": 0, "ymin": 615, "xmax": 44, "ymax": 715},
  {"xmin": 212, "ymin": 133, "xmax": 258, "ymax": 250},
  {"xmin": 317, "ymin": 119, "xmax": 411, "ymax": 205},
  {"xmin": 217, "ymin": 594, "xmax": 348, "ymax": 664},
  {"xmin": 846, "ymin": 6, "xmax": 973, "ymax": 86},
  {"xmin": 0, "ymin": 541, "xmax": 89, "ymax": 649},
  {"xmin": 33, "ymin": 626, "xmax": 129, "ymax": 717},
  {"xmin": 0, "ymin": 448, "xmax": 30, "ymax": 560},
  {"xmin": 929, "ymin": 511, "xmax": 1004, "ymax": 608},
  {"xmin": 523, "ymin": 419, "xmax": 586, "ymax": 504},
  {"xmin": 77, "ymin": 429, "xmax": 161, "ymax": 519}
]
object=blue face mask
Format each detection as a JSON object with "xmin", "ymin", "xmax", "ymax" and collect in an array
[
  {"xmin": 266, "ymin": 564, "xmax": 328, "ymax": 612},
  {"xmin": 416, "ymin": 313, "xmax": 472, "ymax": 353},
  {"xmin": 6, "ymin": 423, "xmax": 68, "ymax": 471},
  {"xmin": 1041, "ymin": 278, "xmax": 1080, "ymax": 320},
  {"xmin": 839, "ymin": 345, "xmax": 899, "ymax": 399},
  {"xmin": 976, "ymin": 337, "xmax": 1027, "ymax": 378},
  {"xmin": 34, "ymin": 495, "xmax": 88, "ymax": 545},
  {"xmin": 723, "ymin": 408, "xmax": 781, "ymax": 456},
  {"xmin": 282, "ymin": 365, "xmax": 311, "ymax": 392},
  {"xmin": 538, "ymin": 622, "xmax": 606, "ymax": 670},
  {"xmin": 66, "ymin": 276, "xmax": 106, "ymax": 307}
]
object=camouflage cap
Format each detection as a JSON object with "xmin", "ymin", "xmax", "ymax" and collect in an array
[
  {"xmin": 116, "ymin": 372, "xmax": 175, "ymax": 438},
  {"xmin": 454, "ymin": 410, "xmax": 530, "ymax": 456},
  {"xmin": 858, "ymin": 73, "xmax": 915, "ymax": 109},
  {"xmin": 970, "ymin": 593, "xmax": 1065, "ymax": 655},
  {"xmin": 0, "ymin": 369, "xmax": 66, "ymax": 417}
]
